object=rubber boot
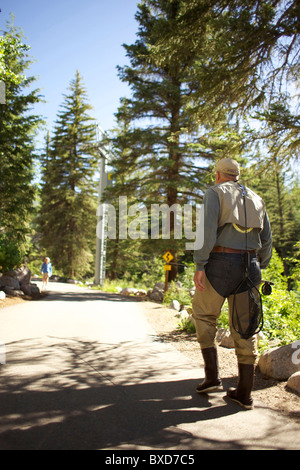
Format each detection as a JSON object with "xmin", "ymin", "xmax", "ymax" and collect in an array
[
  {"xmin": 196, "ymin": 347, "xmax": 222, "ymax": 393},
  {"xmin": 226, "ymin": 363, "xmax": 255, "ymax": 410}
]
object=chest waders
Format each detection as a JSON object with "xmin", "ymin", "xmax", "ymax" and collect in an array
[{"xmin": 231, "ymin": 185, "xmax": 263, "ymax": 340}]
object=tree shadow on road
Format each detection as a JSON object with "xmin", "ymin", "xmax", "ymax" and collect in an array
[
  {"xmin": 1, "ymin": 336, "xmax": 299, "ymax": 450},
  {"xmin": 0, "ymin": 336, "xmax": 251, "ymax": 450},
  {"xmin": 43, "ymin": 289, "xmax": 146, "ymax": 303}
]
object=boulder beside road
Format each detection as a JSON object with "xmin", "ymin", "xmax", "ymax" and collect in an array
[
  {"xmin": 0, "ymin": 267, "xmax": 40, "ymax": 297},
  {"xmin": 258, "ymin": 341, "xmax": 300, "ymax": 381}
]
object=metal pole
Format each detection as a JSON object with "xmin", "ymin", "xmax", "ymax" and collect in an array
[
  {"xmin": 94, "ymin": 124, "xmax": 112, "ymax": 286},
  {"xmin": 94, "ymin": 155, "xmax": 106, "ymax": 285}
]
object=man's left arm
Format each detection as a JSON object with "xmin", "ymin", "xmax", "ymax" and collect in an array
[{"xmin": 258, "ymin": 211, "xmax": 273, "ymax": 269}]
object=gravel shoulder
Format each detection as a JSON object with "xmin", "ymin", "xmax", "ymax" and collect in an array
[{"xmin": 142, "ymin": 301, "xmax": 300, "ymax": 422}]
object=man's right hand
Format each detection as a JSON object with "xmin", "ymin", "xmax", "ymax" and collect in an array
[{"xmin": 193, "ymin": 270, "xmax": 205, "ymax": 292}]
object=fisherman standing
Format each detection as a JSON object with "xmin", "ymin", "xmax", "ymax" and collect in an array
[{"xmin": 192, "ymin": 158, "xmax": 272, "ymax": 409}]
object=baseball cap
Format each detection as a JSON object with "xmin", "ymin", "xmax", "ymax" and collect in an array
[{"xmin": 215, "ymin": 158, "xmax": 240, "ymax": 178}]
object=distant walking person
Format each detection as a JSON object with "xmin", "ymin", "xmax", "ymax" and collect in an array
[{"xmin": 41, "ymin": 257, "xmax": 52, "ymax": 290}]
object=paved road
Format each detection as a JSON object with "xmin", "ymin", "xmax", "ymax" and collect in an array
[{"xmin": 0, "ymin": 281, "xmax": 299, "ymax": 451}]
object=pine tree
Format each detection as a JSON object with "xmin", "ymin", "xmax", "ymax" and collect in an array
[
  {"xmin": 111, "ymin": 0, "xmax": 244, "ymax": 280},
  {"xmin": 150, "ymin": 0, "xmax": 299, "ymax": 115},
  {"xmin": 38, "ymin": 72, "xmax": 98, "ymax": 278},
  {"xmin": 246, "ymin": 151, "xmax": 300, "ymax": 282},
  {"xmin": 0, "ymin": 22, "xmax": 42, "ymax": 270}
]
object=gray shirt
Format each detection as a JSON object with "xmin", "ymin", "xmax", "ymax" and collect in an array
[{"xmin": 194, "ymin": 186, "xmax": 273, "ymax": 271}]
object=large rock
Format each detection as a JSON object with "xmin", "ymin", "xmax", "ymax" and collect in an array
[
  {"xmin": 0, "ymin": 275, "xmax": 20, "ymax": 290},
  {"xmin": 21, "ymin": 283, "xmax": 40, "ymax": 296},
  {"xmin": 287, "ymin": 371, "xmax": 300, "ymax": 395},
  {"xmin": 18, "ymin": 267, "xmax": 35, "ymax": 295},
  {"xmin": 120, "ymin": 287, "xmax": 147, "ymax": 297},
  {"xmin": 258, "ymin": 342, "xmax": 300, "ymax": 380},
  {"xmin": 135, "ymin": 289, "xmax": 147, "ymax": 297},
  {"xmin": 120, "ymin": 287, "xmax": 136, "ymax": 296},
  {"xmin": 148, "ymin": 289, "xmax": 164, "ymax": 302},
  {"xmin": 153, "ymin": 282, "xmax": 165, "ymax": 291},
  {"xmin": 148, "ymin": 282, "xmax": 166, "ymax": 302},
  {"xmin": 0, "ymin": 267, "xmax": 40, "ymax": 297},
  {"xmin": 175, "ymin": 309, "xmax": 189, "ymax": 320},
  {"xmin": 3, "ymin": 288, "xmax": 24, "ymax": 297},
  {"xmin": 15, "ymin": 266, "xmax": 31, "ymax": 286},
  {"xmin": 169, "ymin": 299, "xmax": 180, "ymax": 311}
]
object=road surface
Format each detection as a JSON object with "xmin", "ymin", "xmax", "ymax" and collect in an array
[{"xmin": 0, "ymin": 281, "xmax": 299, "ymax": 450}]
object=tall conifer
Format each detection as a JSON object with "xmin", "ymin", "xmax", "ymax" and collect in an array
[
  {"xmin": 38, "ymin": 72, "xmax": 98, "ymax": 277},
  {"xmin": 109, "ymin": 0, "xmax": 244, "ymax": 279},
  {"xmin": 0, "ymin": 23, "xmax": 42, "ymax": 270}
]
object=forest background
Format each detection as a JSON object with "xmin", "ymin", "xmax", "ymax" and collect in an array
[{"xmin": 0, "ymin": 1, "xmax": 299, "ymax": 347}]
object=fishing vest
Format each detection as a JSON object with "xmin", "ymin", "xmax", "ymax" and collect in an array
[{"xmin": 211, "ymin": 181, "xmax": 265, "ymax": 232}]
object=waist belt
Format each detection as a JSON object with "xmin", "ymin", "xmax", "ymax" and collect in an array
[{"xmin": 212, "ymin": 246, "xmax": 256, "ymax": 254}]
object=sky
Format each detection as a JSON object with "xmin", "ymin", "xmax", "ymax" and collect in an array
[{"xmin": 0, "ymin": 0, "xmax": 140, "ymax": 148}]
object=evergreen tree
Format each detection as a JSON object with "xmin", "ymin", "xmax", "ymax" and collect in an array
[
  {"xmin": 38, "ymin": 72, "xmax": 98, "ymax": 278},
  {"xmin": 103, "ymin": 100, "xmax": 161, "ymax": 281},
  {"xmin": 110, "ymin": 0, "xmax": 244, "ymax": 280},
  {"xmin": 150, "ymin": 0, "xmax": 299, "ymax": 115},
  {"xmin": 247, "ymin": 152, "xmax": 300, "ymax": 283},
  {"xmin": 0, "ymin": 22, "xmax": 42, "ymax": 270},
  {"xmin": 254, "ymin": 100, "xmax": 300, "ymax": 164},
  {"xmin": 248, "ymin": 95, "xmax": 300, "ymax": 260}
]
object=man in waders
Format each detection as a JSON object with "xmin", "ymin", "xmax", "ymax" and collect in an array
[{"xmin": 192, "ymin": 158, "xmax": 272, "ymax": 409}]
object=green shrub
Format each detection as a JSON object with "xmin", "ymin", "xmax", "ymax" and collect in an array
[
  {"xmin": 217, "ymin": 302, "xmax": 229, "ymax": 329},
  {"xmin": 259, "ymin": 249, "xmax": 300, "ymax": 345},
  {"xmin": 0, "ymin": 234, "xmax": 25, "ymax": 272},
  {"xmin": 177, "ymin": 315, "xmax": 196, "ymax": 333},
  {"xmin": 261, "ymin": 288, "xmax": 300, "ymax": 345},
  {"xmin": 163, "ymin": 281, "xmax": 192, "ymax": 306},
  {"xmin": 261, "ymin": 249, "xmax": 287, "ymax": 290}
]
